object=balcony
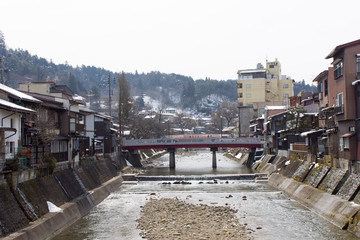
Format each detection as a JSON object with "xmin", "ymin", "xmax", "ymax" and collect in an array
[
  {"xmin": 334, "ymin": 105, "xmax": 344, "ymax": 115},
  {"xmin": 70, "ymin": 123, "xmax": 86, "ymax": 135}
]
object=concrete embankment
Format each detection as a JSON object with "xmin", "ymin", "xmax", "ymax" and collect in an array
[
  {"xmin": 0, "ymin": 155, "xmax": 123, "ymax": 240},
  {"xmin": 0, "ymin": 149, "xmax": 162, "ymax": 240},
  {"xmin": 252, "ymin": 154, "xmax": 360, "ymax": 238},
  {"xmin": 2, "ymin": 176, "xmax": 123, "ymax": 240}
]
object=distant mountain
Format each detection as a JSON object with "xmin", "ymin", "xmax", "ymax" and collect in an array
[
  {"xmin": 293, "ymin": 80, "xmax": 318, "ymax": 96},
  {"xmin": 0, "ymin": 32, "xmax": 317, "ymax": 114}
]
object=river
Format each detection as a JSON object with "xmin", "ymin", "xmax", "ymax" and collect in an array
[{"xmin": 53, "ymin": 151, "xmax": 356, "ymax": 240}]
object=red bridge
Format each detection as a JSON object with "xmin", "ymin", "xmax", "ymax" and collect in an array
[
  {"xmin": 122, "ymin": 137, "xmax": 264, "ymax": 169},
  {"xmin": 122, "ymin": 137, "xmax": 263, "ymax": 150}
]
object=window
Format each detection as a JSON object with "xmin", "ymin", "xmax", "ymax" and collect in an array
[
  {"xmin": 357, "ymin": 55, "xmax": 360, "ymax": 74},
  {"xmin": 324, "ymin": 79, "xmax": 328, "ymax": 96},
  {"xmin": 283, "ymin": 94, "xmax": 289, "ymax": 99},
  {"xmin": 10, "ymin": 118, "xmax": 13, "ymax": 128},
  {"xmin": 246, "ymin": 84, "xmax": 251, "ymax": 88},
  {"xmin": 336, "ymin": 92, "xmax": 343, "ymax": 107},
  {"xmin": 318, "ymin": 82, "xmax": 323, "ymax": 93},
  {"xmin": 51, "ymin": 140, "xmax": 68, "ymax": 153},
  {"xmin": 54, "ymin": 112, "xmax": 59, "ymax": 124},
  {"xmin": 339, "ymin": 137, "xmax": 343, "ymax": 151},
  {"xmin": 239, "ymin": 93, "xmax": 243, "ymax": 98},
  {"xmin": 334, "ymin": 61, "xmax": 343, "ymax": 78},
  {"xmin": 6, "ymin": 142, "xmax": 14, "ymax": 154},
  {"xmin": 283, "ymin": 84, "xmax": 289, "ymax": 89},
  {"xmin": 79, "ymin": 115, "xmax": 84, "ymax": 124},
  {"xmin": 246, "ymin": 93, "xmax": 251, "ymax": 98},
  {"xmin": 269, "ymin": 64, "xmax": 274, "ymax": 68},
  {"xmin": 344, "ymin": 137, "xmax": 350, "ymax": 149},
  {"xmin": 70, "ymin": 117, "xmax": 76, "ymax": 132},
  {"xmin": 238, "ymin": 83, "xmax": 243, "ymax": 88}
]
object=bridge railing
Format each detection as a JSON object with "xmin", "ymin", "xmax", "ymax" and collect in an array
[{"xmin": 123, "ymin": 136, "xmax": 264, "ymax": 147}]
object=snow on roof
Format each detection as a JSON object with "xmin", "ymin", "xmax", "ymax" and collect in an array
[
  {"xmin": 264, "ymin": 105, "xmax": 287, "ymax": 110},
  {"xmin": 223, "ymin": 126, "xmax": 235, "ymax": 132},
  {"xmin": 79, "ymin": 106, "xmax": 94, "ymax": 113},
  {"xmin": 73, "ymin": 95, "xmax": 86, "ymax": 102},
  {"xmin": 0, "ymin": 83, "xmax": 41, "ymax": 103},
  {"xmin": 110, "ymin": 128, "xmax": 119, "ymax": 133},
  {"xmin": 300, "ymin": 129, "xmax": 324, "ymax": 137},
  {"xmin": 303, "ymin": 112, "xmax": 318, "ymax": 116},
  {"xmin": 0, "ymin": 98, "xmax": 36, "ymax": 113}
]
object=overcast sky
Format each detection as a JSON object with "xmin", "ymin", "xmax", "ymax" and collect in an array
[{"xmin": 1, "ymin": 0, "xmax": 359, "ymax": 83}]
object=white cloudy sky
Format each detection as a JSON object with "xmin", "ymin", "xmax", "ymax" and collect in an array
[{"xmin": 1, "ymin": 0, "xmax": 359, "ymax": 83}]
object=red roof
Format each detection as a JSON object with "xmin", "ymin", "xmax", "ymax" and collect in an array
[{"xmin": 326, "ymin": 39, "xmax": 360, "ymax": 59}]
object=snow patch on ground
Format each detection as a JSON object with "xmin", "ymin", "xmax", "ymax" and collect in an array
[{"xmin": 47, "ymin": 201, "xmax": 63, "ymax": 213}]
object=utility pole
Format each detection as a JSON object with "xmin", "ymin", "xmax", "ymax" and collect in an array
[
  {"xmin": 108, "ymin": 73, "xmax": 112, "ymax": 117},
  {"xmin": 87, "ymin": 90, "xmax": 93, "ymax": 107},
  {"xmin": 0, "ymin": 57, "xmax": 3, "ymax": 84}
]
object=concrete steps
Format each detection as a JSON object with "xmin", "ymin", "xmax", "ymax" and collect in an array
[
  {"xmin": 122, "ymin": 181, "xmax": 138, "ymax": 185},
  {"xmin": 255, "ymin": 174, "xmax": 269, "ymax": 183}
]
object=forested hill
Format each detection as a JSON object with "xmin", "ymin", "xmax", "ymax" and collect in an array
[{"xmin": 0, "ymin": 31, "xmax": 315, "ymax": 111}]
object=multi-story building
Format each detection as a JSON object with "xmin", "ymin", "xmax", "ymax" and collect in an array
[
  {"xmin": 19, "ymin": 81, "xmax": 84, "ymax": 169},
  {"xmin": 237, "ymin": 59, "xmax": 294, "ymax": 108},
  {"xmin": 325, "ymin": 39, "xmax": 360, "ymax": 171}
]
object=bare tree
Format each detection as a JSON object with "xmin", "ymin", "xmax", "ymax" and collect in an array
[
  {"xmin": 173, "ymin": 113, "xmax": 196, "ymax": 134},
  {"xmin": 130, "ymin": 115, "xmax": 166, "ymax": 139},
  {"xmin": 217, "ymin": 101, "xmax": 238, "ymax": 127}
]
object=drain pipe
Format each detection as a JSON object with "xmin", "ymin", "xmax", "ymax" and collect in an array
[
  {"xmin": 2, "ymin": 112, "xmax": 17, "ymax": 138},
  {"xmin": 1, "ymin": 112, "xmax": 15, "ymax": 127}
]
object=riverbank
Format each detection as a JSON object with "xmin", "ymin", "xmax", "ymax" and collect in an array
[
  {"xmin": 0, "ymin": 154, "xmax": 122, "ymax": 240},
  {"xmin": 251, "ymin": 153, "xmax": 360, "ymax": 238},
  {"xmin": 0, "ymin": 149, "xmax": 163, "ymax": 240}
]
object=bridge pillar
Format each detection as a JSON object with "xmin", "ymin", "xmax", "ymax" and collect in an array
[
  {"xmin": 210, "ymin": 147, "xmax": 218, "ymax": 169},
  {"xmin": 168, "ymin": 148, "xmax": 176, "ymax": 169}
]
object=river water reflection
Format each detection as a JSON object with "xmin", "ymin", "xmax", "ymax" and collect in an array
[{"xmin": 53, "ymin": 151, "xmax": 356, "ymax": 240}]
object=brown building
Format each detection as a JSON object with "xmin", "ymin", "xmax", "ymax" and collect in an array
[{"xmin": 325, "ymin": 39, "xmax": 360, "ymax": 171}]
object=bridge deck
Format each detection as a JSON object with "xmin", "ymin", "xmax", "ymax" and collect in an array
[{"xmin": 122, "ymin": 137, "xmax": 263, "ymax": 150}]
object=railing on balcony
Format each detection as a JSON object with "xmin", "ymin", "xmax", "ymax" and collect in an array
[
  {"xmin": 70, "ymin": 122, "xmax": 86, "ymax": 134},
  {"xmin": 334, "ymin": 105, "xmax": 344, "ymax": 115}
]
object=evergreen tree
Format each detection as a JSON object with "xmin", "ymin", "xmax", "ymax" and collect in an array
[
  {"xmin": 68, "ymin": 72, "xmax": 78, "ymax": 93},
  {"xmin": 0, "ymin": 31, "xmax": 6, "ymax": 56}
]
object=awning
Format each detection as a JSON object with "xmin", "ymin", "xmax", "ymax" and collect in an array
[
  {"xmin": 352, "ymin": 80, "xmax": 360, "ymax": 86},
  {"xmin": 54, "ymin": 135, "xmax": 70, "ymax": 140},
  {"xmin": 341, "ymin": 132, "xmax": 355, "ymax": 138},
  {"xmin": 300, "ymin": 129, "xmax": 324, "ymax": 137},
  {"xmin": 321, "ymin": 106, "xmax": 334, "ymax": 112},
  {"xmin": 326, "ymin": 128, "xmax": 336, "ymax": 134}
]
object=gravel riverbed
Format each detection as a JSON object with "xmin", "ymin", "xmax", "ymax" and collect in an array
[{"xmin": 137, "ymin": 197, "xmax": 253, "ymax": 240}]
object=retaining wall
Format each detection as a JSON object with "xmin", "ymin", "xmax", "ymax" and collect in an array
[
  {"xmin": 0, "ymin": 157, "xmax": 119, "ymax": 239},
  {"xmin": 2, "ymin": 176, "xmax": 123, "ymax": 240},
  {"xmin": 0, "ymin": 148, "xmax": 164, "ymax": 239},
  {"xmin": 255, "ymin": 154, "xmax": 360, "ymax": 238}
]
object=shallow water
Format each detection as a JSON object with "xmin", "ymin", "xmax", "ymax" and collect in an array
[{"xmin": 53, "ymin": 151, "xmax": 357, "ymax": 240}]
